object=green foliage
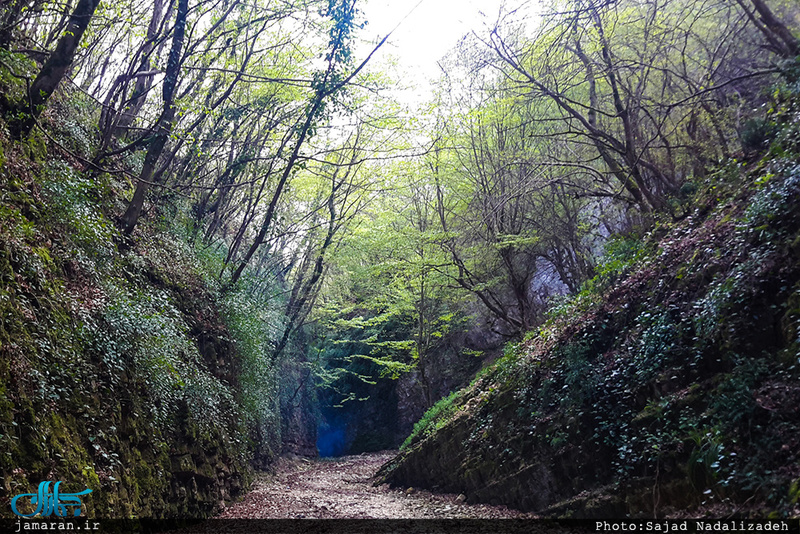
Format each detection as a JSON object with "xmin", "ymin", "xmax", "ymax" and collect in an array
[
  {"xmin": 687, "ymin": 428, "xmax": 727, "ymax": 492},
  {"xmin": 545, "ymin": 233, "xmax": 648, "ymax": 325},
  {"xmin": 740, "ymin": 118, "xmax": 778, "ymax": 154},
  {"xmin": 693, "ymin": 276, "xmax": 741, "ymax": 341},
  {"xmin": 50, "ymin": 92, "xmax": 99, "ymax": 158},
  {"xmin": 313, "ymin": 308, "xmax": 412, "ymax": 403},
  {"xmin": 221, "ymin": 282, "xmax": 283, "ymax": 456},
  {"xmin": 163, "ymin": 209, "xmax": 288, "ymax": 462},
  {"xmin": 591, "ymin": 234, "xmax": 649, "ymax": 288},
  {"xmin": 740, "ymin": 163, "xmax": 800, "ymax": 241},
  {"xmin": 544, "ymin": 290, "xmax": 600, "ymax": 327},
  {"xmin": 629, "ymin": 311, "xmax": 679, "ymax": 385},
  {"xmin": 709, "ymin": 355, "xmax": 767, "ymax": 432},
  {"xmin": 766, "ymin": 58, "xmax": 800, "ymax": 157},
  {"xmin": 556, "ymin": 340, "xmax": 596, "ymax": 408},
  {"xmin": 400, "ymin": 390, "xmax": 460, "ymax": 451},
  {"xmin": 101, "ymin": 285, "xmax": 236, "ymax": 432},
  {"xmin": 495, "ymin": 342, "xmax": 524, "ymax": 378},
  {"xmin": 0, "ymin": 49, "xmax": 36, "ymax": 104},
  {"xmin": 41, "ymin": 161, "xmax": 116, "ymax": 259},
  {"xmin": 322, "ymin": 0, "xmax": 363, "ymax": 68}
]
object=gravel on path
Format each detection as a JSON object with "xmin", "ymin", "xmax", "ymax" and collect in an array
[{"xmin": 216, "ymin": 450, "xmax": 533, "ymax": 520}]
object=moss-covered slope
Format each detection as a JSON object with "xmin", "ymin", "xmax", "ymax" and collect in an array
[
  {"xmin": 0, "ymin": 111, "xmax": 253, "ymax": 517},
  {"xmin": 378, "ymin": 96, "xmax": 800, "ymax": 518}
]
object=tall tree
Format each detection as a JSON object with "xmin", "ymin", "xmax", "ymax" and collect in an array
[
  {"xmin": 120, "ymin": 0, "xmax": 189, "ymax": 235},
  {"xmin": 227, "ymin": 0, "xmax": 387, "ymax": 285},
  {"xmin": 11, "ymin": 0, "xmax": 102, "ymax": 139},
  {"xmin": 483, "ymin": 0, "xmax": 789, "ymax": 214},
  {"xmin": 736, "ymin": 0, "xmax": 800, "ymax": 58}
]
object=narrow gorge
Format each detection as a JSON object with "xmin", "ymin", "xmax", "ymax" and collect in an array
[{"xmin": 1, "ymin": 0, "xmax": 799, "ymax": 528}]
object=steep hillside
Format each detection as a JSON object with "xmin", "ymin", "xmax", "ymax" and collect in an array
[
  {"xmin": 378, "ymin": 76, "xmax": 800, "ymax": 518},
  {"xmin": 0, "ymin": 101, "xmax": 260, "ymax": 517}
]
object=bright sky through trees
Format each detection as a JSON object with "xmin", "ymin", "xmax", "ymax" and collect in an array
[{"xmin": 359, "ymin": 0, "xmax": 508, "ymax": 100}]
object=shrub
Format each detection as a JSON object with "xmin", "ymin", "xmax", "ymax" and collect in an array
[
  {"xmin": 400, "ymin": 390, "xmax": 460, "ymax": 450},
  {"xmin": 740, "ymin": 118, "xmax": 778, "ymax": 154}
]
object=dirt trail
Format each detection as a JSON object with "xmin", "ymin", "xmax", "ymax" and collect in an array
[{"xmin": 217, "ymin": 451, "xmax": 532, "ymax": 519}]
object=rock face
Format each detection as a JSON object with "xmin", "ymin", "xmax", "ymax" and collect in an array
[
  {"xmin": 378, "ymin": 166, "xmax": 800, "ymax": 517},
  {"xmin": 317, "ymin": 329, "xmax": 494, "ymax": 457},
  {"xmin": 318, "ymin": 366, "xmax": 404, "ymax": 456},
  {"xmin": 396, "ymin": 332, "xmax": 495, "ymax": 437},
  {"xmin": 378, "ymin": 390, "xmax": 601, "ymax": 514},
  {"xmin": 281, "ymin": 357, "xmax": 319, "ymax": 457}
]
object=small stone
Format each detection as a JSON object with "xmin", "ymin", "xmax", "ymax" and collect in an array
[{"xmin": 456, "ymin": 494, "xmax": 467, "ymax": 503}]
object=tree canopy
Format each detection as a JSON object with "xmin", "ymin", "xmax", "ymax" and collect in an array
[{"xmin": 1, "ymin": 0, "xmax": 798, "ymax": 429}]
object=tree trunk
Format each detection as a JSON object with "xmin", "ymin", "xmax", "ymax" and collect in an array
[
  {"xmin": 736, "ymin": 0, "xmax": 800, "ymax": 58},
  {"xmin": 114, "ymin": 0, "xmax": 167, "ymax": 137},
  {"xmin": 120, "ymin": 0, "xmax": 189, "ymax": 235},
  {"xmin": 12, "ymin": 0, "xmax": 102, "ymax": 139},
  {"xmin": 227, "ymin": 95, "xmax": 325, "ymax": 285}
]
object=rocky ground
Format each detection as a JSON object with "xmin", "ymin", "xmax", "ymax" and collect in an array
[
  {"xmin": 216, "ymin": 451, "xmax": 532, "ymax": 519},
  {"xmin": 156, "ymin": 452, "xmax": 593, "ymax": 534}
]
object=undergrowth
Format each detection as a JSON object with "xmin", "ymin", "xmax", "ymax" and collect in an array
[
  {"xmin": 0, "ymin": 94, "xmax": 288, "ymax": 515},
  {"xmin": 394, "ymin": 72, "xmax": 800, "ymax": 515},
  {"xmin": 400, "ymin": 390, "xmax": 460, "ymax": 451}
]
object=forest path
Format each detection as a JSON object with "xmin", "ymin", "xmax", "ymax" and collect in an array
[{"xmin": 216, "ymin": 450, "xmax": 531, "ymax": 519}]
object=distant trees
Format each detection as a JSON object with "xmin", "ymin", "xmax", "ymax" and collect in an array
[
  {"xmin": 737, "ymin": 0, "xmax": 800, "ymax": 58},
  {"xmin": 415, "ymin": 90, "xmax": 599, "ymax": 337},
  {"xmin": 484, "ymin": 0, "xmax": 788, "ymax": 214},
  {"xmin": 307, "ymin": 0, "xmax": 798, "ymax": 357},
  {"xmin": 328, "ymin": 0, "xmax": 799, "ymax": 341},
  {"xmin": 269, "ymin": 129, "xmax": 373, "ymax": 363}
]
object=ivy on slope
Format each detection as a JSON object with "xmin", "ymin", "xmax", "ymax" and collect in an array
[
  {"xmin": 0, "ymin": 105, "xmax": 271, "ymax": 517},
  {"xmin": 381, "ymin": 70, "xmax": 800, "ymax": 517}
]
